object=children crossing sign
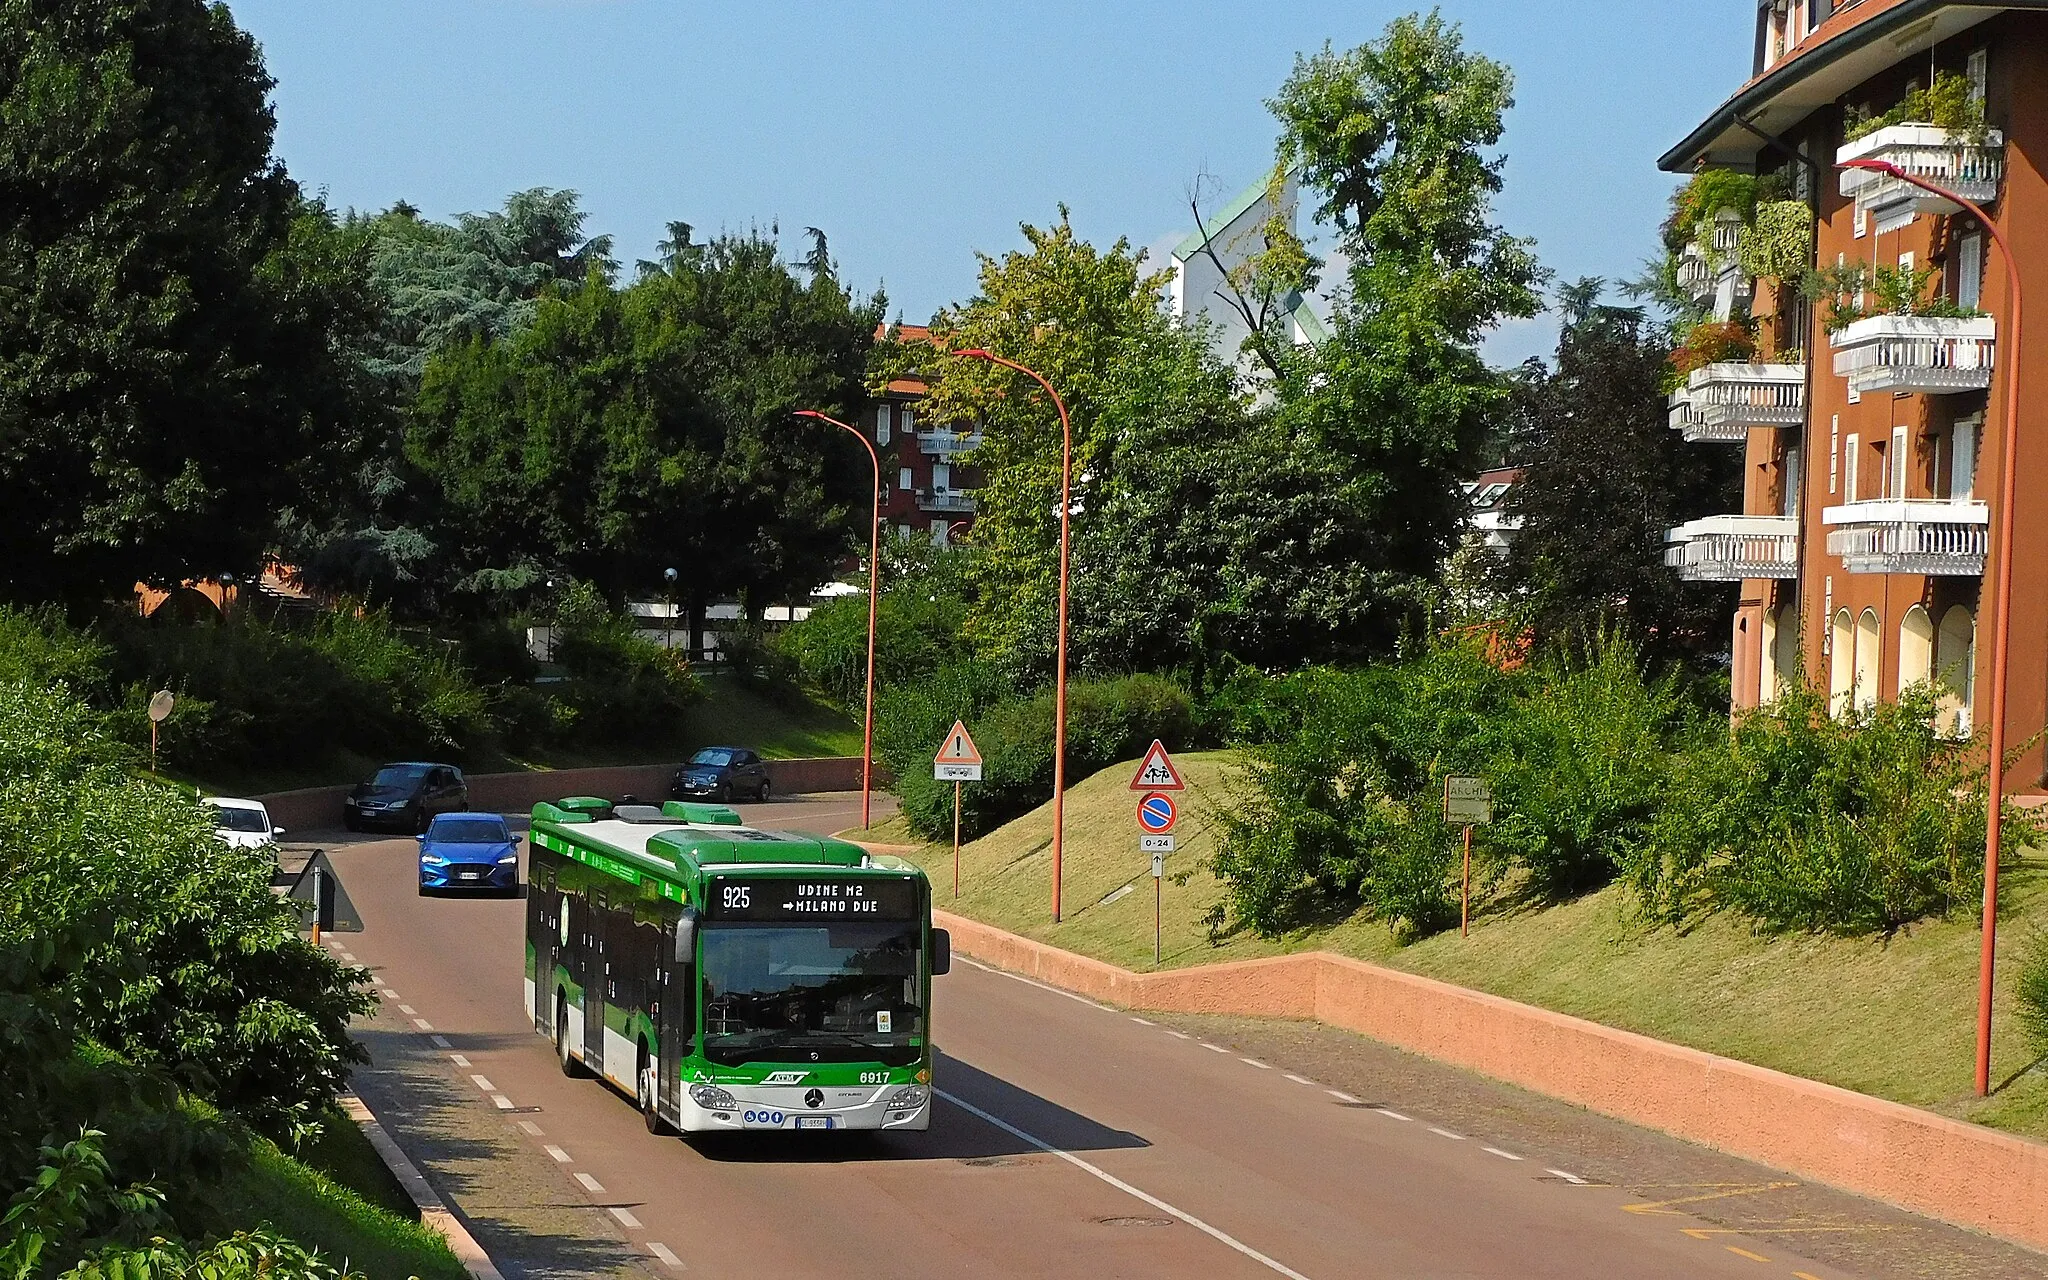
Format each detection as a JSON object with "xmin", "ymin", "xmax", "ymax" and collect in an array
[
  {"xmin": 1128, "ymin": 740, "xmax": 1185, "ymax": 792},
  {"xmin": 934, "ymin": 721, "xmax": 984, "ymax": 782}
]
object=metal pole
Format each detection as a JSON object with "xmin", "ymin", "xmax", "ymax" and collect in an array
[
  {"xmin": 953, "ymin": 781, "xmax": 962, "ymax": 899},
  {"xmin": 1461, "ymin": 824, "xmax": 1473, "ymax": 939},
  {"xmin": 950, "ymin": 349, "xmax": 1073, "ymax": 923},
  {"xmin": 1840, "ymin": 160, "xmax": 2022, "ymax": 1098},
  {"xmin": 310, "ymin": 867, "xmax": 323, "ymax": 946},
  {"xmin": 794, "ymin": 410, "xmax": 883, "ymax": 830},
  {"xmin": 1154, "ymin": 872, "xmax": 1162, "ymax": 968},
  {"xmin": 151, "ymin": 720, "xmax": 159, "ymax": 776}
]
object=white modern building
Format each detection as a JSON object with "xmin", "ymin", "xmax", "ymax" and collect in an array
[{"xmin": 1164, "ymin": 169, "xmax": 1329, "ymax": 374}]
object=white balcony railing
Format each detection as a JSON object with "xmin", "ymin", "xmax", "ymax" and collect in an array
[
  {"xmin": 915, "ymin": 488, "xmax": 978, "ymax": 514},
  {"xmin": 916, "ymin": 429, "xmax": 984, "ymax": 457},
  {"xmin": 1822, "ymin": 500, "xmax": 1989, "ymax": 575},
  {"xmin": 1837, "ymin": 126, "xmax": 2004, "ymax": 234},
  {"xmin": 1678, "ymin": 247, "xmax": 1714, "ymax": 304},
  {"xmin": 1679, "ymin": 215, "xmax": 1753, "ymax": 314},
  {"xmin": 1830, "ymin": 314, "xmax": 1995, "ymax": 396},
  {"xmin": 1664, "ymin": 516, "xmax": 1800, "ymax": 581},
  {"xmin": 1676, "ymin": 362, "xmax": 1806, "ymax": 440}
]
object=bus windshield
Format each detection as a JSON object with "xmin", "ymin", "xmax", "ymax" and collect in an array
[{"xmin": 699, "ymin": 921, "xmax": 924, "ymax": 1067}]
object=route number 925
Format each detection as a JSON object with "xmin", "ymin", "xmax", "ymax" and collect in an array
[{"xmin": 721, "ymin": 885, "xmax": 751, "ymax": 911}]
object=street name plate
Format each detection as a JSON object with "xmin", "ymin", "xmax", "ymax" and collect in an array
[{"xmin": 1444, "ymin": 776, "xmax": 1493, "ymax": 824}]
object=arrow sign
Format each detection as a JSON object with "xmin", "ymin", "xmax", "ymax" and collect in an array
[
  {"xmin": 934, "ymin": 720, "xmax": 983, "ymax": 782},
  {"xmin": 1137, "ymin": 792, "xmax": 1177, "ymax": 834},
  {"xmin": 1128, "ymin": 740, "xmax": 1185, "ymax": 792}
]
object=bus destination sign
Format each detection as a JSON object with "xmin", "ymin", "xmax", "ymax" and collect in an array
[{"xmin": 708, "ymin": 876, "xmax": 920, "ymax": 922}]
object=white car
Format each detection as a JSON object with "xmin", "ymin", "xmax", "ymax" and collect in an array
[{"xmin": 209, "ymin": 797, "xmax": 283, "ymax": 850}]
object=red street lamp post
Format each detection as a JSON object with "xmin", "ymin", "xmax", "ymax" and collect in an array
[
  {"xmin": 950, "ymin": 347, "xmax": 1074, "ymax": 923},
  {"xmin": 795, "ymin": 409, "xmax": 882, "ymax": 831},
  {"xmin": 1840, "ymin": 157, "xmax": 2024, "ymax": 1097}
]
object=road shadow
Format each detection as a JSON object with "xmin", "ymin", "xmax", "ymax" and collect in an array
[{"xmin": 684, "ymin": 1050, "xmax": 1148, "ymax": 1165}]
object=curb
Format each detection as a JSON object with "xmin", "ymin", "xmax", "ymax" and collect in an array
[
  {"xmin": 339, "ymin": 1094, "xmax": 507, "ymax": 1280},
  {"xmin": 935, "ymin": 910, "xmax": 2048, "ymax": 1253}
]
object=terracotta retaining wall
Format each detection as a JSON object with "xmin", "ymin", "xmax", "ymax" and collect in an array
[
  {"xmin": 258, "ymin": 756, "xmax": 870, "ymax": 833},
  {"xmin": 936, "ymin": 910, "xmax": 2048, "ymax": 1252}
]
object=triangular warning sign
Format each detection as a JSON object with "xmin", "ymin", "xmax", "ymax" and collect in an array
[
  {"xmin": 935, "ymin": 720, "xmax": 983, "ymax": 767},
  {"xmin": 1129, "ymin": 740, "xmax": 1185, "ymax": 792}
]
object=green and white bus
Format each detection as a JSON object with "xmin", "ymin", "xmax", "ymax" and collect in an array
[{"xmin": 524, "ymin": 796, "xmax": 950, "ymax": 1134}]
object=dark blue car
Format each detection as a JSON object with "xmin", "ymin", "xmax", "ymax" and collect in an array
[{"xmin": 417, "ymin": 812, "xmax": 520, "ymax": 895}]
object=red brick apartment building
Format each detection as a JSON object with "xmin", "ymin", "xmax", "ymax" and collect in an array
[
  {"xmin": 1661, "ymin": 0, "xmax": 2048, "ymax": 791},
  {"xmin": 870, "ymin": 325, "xmax": 980, "ymax": 546}
]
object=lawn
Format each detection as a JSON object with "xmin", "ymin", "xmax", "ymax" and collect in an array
[
  {"xmin": 869, "ymin": 751, "xmax": 2048, "ymax": 1141},
  {"xmin": 219, "ymin": 1109, "xmax": 466, "ymax": 1280}
]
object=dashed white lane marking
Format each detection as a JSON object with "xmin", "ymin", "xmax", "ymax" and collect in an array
[
  {"xmin": 958, "ymin": 957, "xmax": 1115, "ymax": 1011},
  {"xmin": 430, "ymin": 1035, "xmax": 452, "ymax": 1049},
  {"xmin": 608, "ymin": 1207, "xmax": 642, "ymax": 1228},
  {"xmin": 492, "ymin": 1095, "xmax": 515, "ymax": 1110},
  {"xmin": 647, "ymin": 1242, "xmax": 685, "ymax": 1270},
  {"xmin": 1546, "ymin": 1169, "xmax": 1588, "ymax": 1185},
  {"xmin": 1429, "ymin": 1127, "xmax": 1466, "ymax": 1141},
  {"xmin": 470, "ymin": 1075, "xmax": 496, "ymax": 1092},
  {"xmin": 1130, "ymin": 1016, "xmax": 1155, "ymax": 1026},
  {"xmin": 1240, "ymin": 1058, "xmax": 1272, "ymax": 1070},
  {"xmin": 397, "ymin": 1004, "xmax": 418, "ymax": 1016},
  {"xmin": 1327, "ymin": 1090, "xmax": 1361, "ymax": 1104},
  {"xmin": 1284, "ymin": 1074, "xmax": 1315, "ymax": 1086},
  {"xmin": 1165, "ymin": 1030, "xmax": 1192, "ymax": 1040},
  {"xmin": 938, "ymin": 1089, "xmax": 1313, "ymax": 1280},
  {"xmin": 1201, "ymin": 1043, "xmax": 1230, "ymax": 1054},
  {"xmin": 575, "ymin": 1172, "xmax": 606, "ymax": 1193},
  {"xmin": 1483, "ymin": 1147, "xmax": 1524, "ymax": 1161},
  {"xmin": 450, "ymin": 1054, "xmax": 472, "ymax": 1068},
  {"xmin": 545, "ymin": 1145, "xmax": 572, "ymax": 1163},
  {"xmin": 1374, "ymin": 1108, "xmax": 1413, "ymax": 1122},
  {"xmin": 413, "ymin": 1018, "xmax": 434, "ymax": 1031},
  {"xmin": 517, "ymin": 1121, "xmax": 544, "ymax": 1136},
  {"xmin": 340, "ymin": 953, "xmax": 359, "ymax": 964}
]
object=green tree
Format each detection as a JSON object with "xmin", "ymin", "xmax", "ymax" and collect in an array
[
  {"xmin": 1490, "ymin": 280, "xmax": 1741, "ymax": 666},
  {"xmin": 0, "ymin": 1, "xmax": 383, "ymax": 600}
]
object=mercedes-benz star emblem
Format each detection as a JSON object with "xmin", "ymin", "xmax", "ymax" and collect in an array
[{"xmin": 804, "ymin": 1088, "xmax": 825, "ymax": 1109}]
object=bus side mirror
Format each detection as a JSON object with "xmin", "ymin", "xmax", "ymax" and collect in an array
[
  {"xmin": 931, "ymin": 928, "xmax": 951, "ymax": 976},
  {"xmin": 674, "ymin": 909, "xmax": 698, "ymax": 963}
]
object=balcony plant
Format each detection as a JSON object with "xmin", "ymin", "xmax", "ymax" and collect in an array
[
  {"xmin": 1799, "ymin": 260, "xmax": 1982, "ymax": 333},
  {"xmin": 1844, "ymin": 70, "xmax": 1989, "ymax": 145},
  {"xmin": 1667, "ymin": 319, "xmax": 1756, "ymax": 384},
  {"xmin": 1735, "ymin": 200, "xmax": 1814, "ymax": 283}
]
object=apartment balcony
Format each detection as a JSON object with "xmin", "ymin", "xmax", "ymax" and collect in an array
[
  {"xmin": 1822, "ymin": 500, "xmax": 1989, "ymax": 575},
  {"xmin": 1678, "ymin": 218, "xmax": 1751, "ymax": 313},
  {"xmin": 1663, "ymin": 516, "xmax": 1799, "ymax": 581},
  {"xmin": 1837, "ymin": 126, "xmax": 2004, "ymax": 234},
  {"xmin": 915, "ymin": 488, "xmax": 977, "ymax": 514},
  {"xmin": 1668, "ymin": 362, "xmax": 1805, "ymax": 443},
  {"xmin": 916, "ymin": 429, "xmax": 984, "ymax": 457},
  {"xmin": 1830, "ymin": 314, "xmax": 1995, "ymax": 396}
]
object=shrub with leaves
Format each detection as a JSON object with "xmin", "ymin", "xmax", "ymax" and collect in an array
[
  {"xmin": 2018, "ymin": 930, "xmax": 2048, "ymax": 1061},
  {"xmin": 548, "ymin": 582, "xmax": 701, "ymax": 743},
  {"xmin": 1846, "ymin": 70, "xmax": 1988, "ymax": 143}
]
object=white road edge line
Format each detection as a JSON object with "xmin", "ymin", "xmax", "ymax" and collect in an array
[
  {"xmin": 936, "ymin": 1088, "xmax": 1313, "ymax": 1280},
  {"xmin": 1240, "ymin": 1058, "xmax": 1272, "ymax": 1070},
  {"xmin": 545, "ymin": 1145, "xmax": 572, "ymax": 1163},
  {"xmin": 398, "ymin": 1005, "xmax": 418, "ymax": 1016},
  {"xmin": 1201, "ymin": 1043, "xmax": 1230, "ymax": 1054},
  {"xmin": 1326, "ymin": 1090, "xmax": 1360, "ymax": 1104},
  {"xmin": 1165, "ymin": 1030, "xmax": 1192, "ymax": 1040},
  {"xmin": 608, "ymin": 1207, "xmax": 642, "ymax": 1229},
  {"xmin": 430, "ymin": 1035, "xmax": 452, "ymax": 1049},
  {"xmin": 575, "ymin": 1172, "xmax": 605, "ymax": 1193},
  {"xmin": 340, "ymin": 953, "xmax": 358, "ymax": 964},
  {"xmin": 1428, "ymin": 1127, "xmax": 1465, "ymax": 1141},
  {"xmin": 1129, "ymin": 1017, "xmax": 1155, "ymax": 1026},
  {"xmin": 413, "ymin": 1018, "xmax": 434, "ymax": 1031},
  {"xmin": 1483, "ymin": 1147, "xmax": 1524, "ymax": 1161},
  {"xmin": 1373, "ymin": 1107, "xmax": 1413, "ymax": 1122},
  {"xmin": 1284, "ymin": 1074, "xmax": 1314, "ymax": 1086},
  {"xmin": 647, "ymin": 1242, "xmax": 685, "ymax": 1270},
  {"xmin": 491, "ymin": 1095, "xmax": 515, "ymax": 1110},
  {"xmin": 958, "ymin": 957, "xmax": 1116, "ymax": 1011},
  {"xmin": 1546, "ymin": 1169, "xmax": 1588, "ymax": 1185},
  {"xmin": 450, "ymin": 1054, "xmax": 472, "ymax": 1068},
  {"xmin": 470, "ymin": 1075, "xmax": 496, "ymax": 1092},
  {"xmin": 516, "ymin": 1121, "xmax": 544, "ymax": 1136}
]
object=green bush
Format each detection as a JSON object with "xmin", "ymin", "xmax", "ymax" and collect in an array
[
  {"xmin": 550, "ymin": 583, "xmax": 701, "ymax": 744},
  {"xmin": 2019, "ymin": 931, "xmax": 2048, "ymax": 1061},
  {"xmin": 1628, "ymin": 683, "xmax": 2039, "ymax": 935},
  {"xmin": 0, "ymin": 605, "xmax": 111, "ymax": 694},
  {"xmin": 879, "ymin": 666, "xmax": 1196, "ymax": 841},
  {"xmin": 778, "ymin": 588, "xmax": 967, "ymax": 711}
]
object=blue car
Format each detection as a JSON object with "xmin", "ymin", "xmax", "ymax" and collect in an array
[{"xmin": 417, "ymin": 812, "xmax": 521, "ymax": 895}]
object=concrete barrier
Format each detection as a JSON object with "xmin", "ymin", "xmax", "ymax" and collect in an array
[
  {"xmin": 935, "ymin": 911, "xmax": 2048, "ymax": 1252},
  {"xmin": 257, "ymin": 756, "xmax": 871, "ymax": 833}
]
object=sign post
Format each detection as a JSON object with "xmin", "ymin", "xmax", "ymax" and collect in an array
[
  {"xmin": 146, "ymin": 690, "xmax": 174, "ymax": 775},
  {"xmin": 933, "ymin": 722, "xmax": 984, "ymax": 899},
  {"xmin": 1444, "ymin": 777, "xmax": 1494, "ymax": 938},
  {"xmin": 1131, "ymin": 746, "xmax": 1183, "ymax": 968},
  {"xmin": 1152, "ymin": 847, "xmax": 1165, "ymax": 967}
]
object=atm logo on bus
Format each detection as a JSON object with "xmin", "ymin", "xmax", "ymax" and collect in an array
[{"xmin": 762, "ymin": 1071, "xmax": 810, "ymax": 1085}]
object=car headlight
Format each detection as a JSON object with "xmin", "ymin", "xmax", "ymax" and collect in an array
[
  {"xmin": 496, "ymin": 854, "xmax": 518, "ymax": 864},
  {"xmin": 689, "ymin": 1084, "xmax": 737, "ymax": 1111},
  {"xmin": 421, "ymin": 854, "xmax": 448, "ymax": 866},
  {"xmin": 885, "ymin": 1085, "xmax": 928, "ymax": 1111}
]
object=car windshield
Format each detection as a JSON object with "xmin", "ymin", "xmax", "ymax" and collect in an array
[
  {"xmin": 371, "ymin": 765, "xmax": 428, "ymax": 789},
  {"xmin": 690, "ymin": 749, "xmax": 734, "ymax": 767},
  {"xmin": 209, "ymin": 805, "xmax": 270, "ymax": 834},
  {"xmin": 431, "ymin": 819, "xmax": 507, "ymax": 844},
  {"xmin": 700, "ymin": 922, "xmax": 924, "ymax": 1067}
]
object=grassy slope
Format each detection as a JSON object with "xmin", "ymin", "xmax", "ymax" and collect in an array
[
  {"xmin": 221, "ymin": 1114, "xmax": 466, "ymax": 1280},
  {"xmin": 872, "ymin": 752, "xmax": 2048, "ymax": 1139}
]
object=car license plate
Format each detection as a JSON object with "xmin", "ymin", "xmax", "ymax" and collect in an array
[
  {"xmin": 459, "ymin": 871, "xmax": 480, "ymax": 880},
  {"xmin": 796, "ymin": 1116, "xmax": 832, "ymax": 1130}
]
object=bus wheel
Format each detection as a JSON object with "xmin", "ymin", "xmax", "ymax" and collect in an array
[
  {"xmin": 638, "ymin": 1056, "xmax": 667, "ymax": 1135},
  {"xmin": 555, "ymin": 998, "xmax": 583, "ymax": 1078}
]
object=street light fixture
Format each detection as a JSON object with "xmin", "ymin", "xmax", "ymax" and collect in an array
[
  {"xmin": 950, "ymin": 347, "xmax": 1075, "ymax": 924},
  {"xmin": 794, "ymin": 409, "xmax": 882, "ymax": 830},
  {"xmin": 1840, "ymin": 156, "xmax": 2024, "ymax": 1098}
]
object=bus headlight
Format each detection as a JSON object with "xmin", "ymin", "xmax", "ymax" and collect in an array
[
  {"xmin": 885, "ymin": 1085, "xmax": 928, "ymax": 1111},
  {"xmin": 689, "ymin": 1084, "xmax": 737, "ymax": 1111}
]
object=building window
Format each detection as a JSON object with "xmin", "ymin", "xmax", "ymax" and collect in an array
[
  {"xmin": 1899, "ymin": 605, "xmax": 1934, "ymax": 695},
  {"xmin": 1854, "ymin": 205, "xmax": 1868, "ymax": 239},
  {"xmin": 930, "ymin": 519, "xmax": 948, "ymax": 547},
  {"xmin": 1829, "ymin": 608, "xmax": 1854, "ymax": 717},
  {"xmin": 1890, "ymin": 426, "xmax": 1908, "ymax": 499},
  {"xmin": 897, "ymin": 467, "xmax": 913, "ymax": 492},
  {"xmin": 1854, "ymin": 609, "xmax": 1881, "ymax": 713},
  {"xmin": 1956, "ymin": 233, "xmax": 1983, "ymax": 311},
  {"xmin": 1781, "ymin": 441, "xmax": 1802, "ymax": 517},
  {"xmin": 1950, "ymin": 416, "xmax": 1980, "ymax": 499},
  {"xmin": 876, "ymin": 403, "xmax": 892, "ymax": 445},
  {"xmin": 897, "ymin": 523, "xmax": 913, "ymax": 540},
  {"xmin": 1936, "ymin": 606, "xmax": 1976, "ymax": 737},
  {"xmin": 1967, "ymin": 48, "xmax": 1989, "ymax": 107},
  {"xmin": 1843, "ymin": 433, "xmax": 1860, "ymax": 501},
  {"xmin": 1829, "ymin": 416, "xmax": 1839, "ymax": 494},
  {"xmin": 902, "ymin": 408, "xmax": 917, "ymax": 435}
]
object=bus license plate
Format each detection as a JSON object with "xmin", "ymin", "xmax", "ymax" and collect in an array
[{"xmin": 796, "ymin": 1116, "xmax": 832, "ymax": 1130}]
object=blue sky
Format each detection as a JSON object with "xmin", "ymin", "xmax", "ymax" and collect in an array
[{"xmin": 226, "ymin": 0, "xmax": 1751, "ymax": 366}]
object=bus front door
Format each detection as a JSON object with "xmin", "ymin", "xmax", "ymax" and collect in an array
[
  {"xmin": 657, "ymin": 921, "xmax": 689, "ymax": 1124},
  {"xmin": 584, "ymin": 893, "xmax": 607, "ymax": 1074}
]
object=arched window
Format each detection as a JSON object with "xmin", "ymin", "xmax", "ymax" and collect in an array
[
  {"xmin": 1830, "ymin": 609, "xmax": 1855, "ymax": 718},
  {"xmin": 1762, "ymin": 604, "xmax": 1801, "ymax": 704},
  {"xmin": 1936, "ymin": 606, "xmax": 1977, "ymax": 737},
  {"xmin": 1898, "ymin": 606, "xmax": 1935, "ymax": 694},
  {"xmin": 1854, "ymin": 609, "xmax": 1881, "ymax": 713}
]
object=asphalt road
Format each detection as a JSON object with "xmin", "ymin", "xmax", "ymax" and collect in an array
[{"xmin": 309, "ymin": 796, "xmax": 2036, "ymax": 1280}]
